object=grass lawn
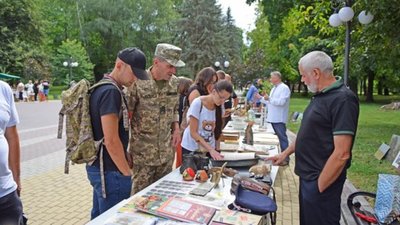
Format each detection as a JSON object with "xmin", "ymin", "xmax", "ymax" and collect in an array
[
  {"xmin": 47, "ymin": 85, "xmax": 68, "ymax": 100},
  {"xmin": 287, "ymin": 95, "xmax": 400, "ymax": 193}
]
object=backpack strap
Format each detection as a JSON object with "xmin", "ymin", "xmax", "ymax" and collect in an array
[
  {"xmin": 90, "ymin": 79, "xmax": 129, "ymax": 130},
  {"xmin": 57, "ymin": 107, "xmax": 65, "ymax": 139}
]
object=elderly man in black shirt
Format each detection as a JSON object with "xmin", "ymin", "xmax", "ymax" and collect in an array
[{"xmin": 268, "ymin": 51, "xmax": 359, "ymax": 225}]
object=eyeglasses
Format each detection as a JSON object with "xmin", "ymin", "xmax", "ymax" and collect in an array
[{"xmin": 215, "ymin": 90, "xmax": 226, "ymax": 100}]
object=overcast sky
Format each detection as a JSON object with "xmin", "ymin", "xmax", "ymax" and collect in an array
[{"xmin": 217, "ymin": 0, "xmax": 257, "ymax": 33}]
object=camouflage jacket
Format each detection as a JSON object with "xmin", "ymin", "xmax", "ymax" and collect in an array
[{"xmin": 126, "ymin": 68, "xmax": 179, "ymax": 166}]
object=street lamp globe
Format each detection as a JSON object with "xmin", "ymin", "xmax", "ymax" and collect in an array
[
  {"xmin": 338, "ymin": 6, "xmax": 354, "ymax": 22},
  {"xmin": 358, "ymin": 10, "xmax": 374, "ymax": 24},
  {"xmin": 63, "ymin": 61, "xmax": 68, "ymax": 67},
  {"xmin": 214, "ymin": 61, "xmax": 220, "ymax": 68},
  {"xmin": 224, "ymin": 61, "xmax": 230, "ymax": 68},
  {"xmin": 71, "ymin": 62, "xmax": 79, "ymax": 67},
  {"xmin": 329, "ymin": 13, "xmax": 342, "ymax": 27}
]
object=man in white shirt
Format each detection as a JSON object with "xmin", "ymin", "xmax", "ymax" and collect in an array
[{"xmin": 260, "ymin": 71, "xmax": 291, "ymax": 165}]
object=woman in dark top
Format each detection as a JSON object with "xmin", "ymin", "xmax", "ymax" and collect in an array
[{"xmin": 177, "ymin": 77, "xmax": 193, "ymax": 126}]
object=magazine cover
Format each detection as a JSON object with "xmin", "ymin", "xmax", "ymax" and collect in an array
[
  {"xmin": 212, "ymin": 208, "xmax": 262, "ymax": 225},
  {"xmin": 156, "ymin": 197, "xmax": 216, "ymax": 224},
  {"xmin": 133, "ymin": 195, "xmax": 170, "ymax": 217}
]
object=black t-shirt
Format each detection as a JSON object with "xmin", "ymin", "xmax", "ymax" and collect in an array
[
  {"xmin": 89, "ymin": 83, "xmax": 128, "ymax": 171},
  {"xmin": 224, "ymin": 90, "xmax": 237, "ymax": 110},
  {"xmin": 294, "ymin": 80, "xmax": 359, "ymax": 181},
  {"xmin": 178, "ymin": 94, "xmax": 185, "ymax": 125}
]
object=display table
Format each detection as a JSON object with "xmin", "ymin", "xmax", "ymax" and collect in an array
[{"xmin": 86, "ymin": 123, "xmax": 280, "ymax": 225}]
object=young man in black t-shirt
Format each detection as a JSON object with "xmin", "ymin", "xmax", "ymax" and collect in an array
[
  {"xmin": 86, "ymin": 47, "xmax": 148, "ymax": 219},
  {"xmin": 268, "ymin": 51, "xmax": 359, "ymax": 225}
]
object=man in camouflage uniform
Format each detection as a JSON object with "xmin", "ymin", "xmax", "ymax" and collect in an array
[{"xmin": 126, "ymin": 43, "xmax": 185, "ymax": 194}]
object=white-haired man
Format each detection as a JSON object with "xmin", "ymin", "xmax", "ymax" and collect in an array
[{"xmin": 268, "ymin": 51, "xmax": 359, "ymax": 225}]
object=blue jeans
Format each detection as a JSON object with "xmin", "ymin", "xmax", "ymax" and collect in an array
[
  {"xmin": 86, "ymin": 166, "xmax": 132, "ymax": 219},
  {"xmin": 271, "ymin": 123, "xmax": 289, "ymax": 162},
  {"xmin": 0, "ymin": 190, "xmax": 23, "ymax": 225},
  {"xmin": 299, "ymin": 172, "xmax": 346, "ymax": 225}
]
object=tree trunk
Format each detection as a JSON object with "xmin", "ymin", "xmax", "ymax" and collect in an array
[
  {"xmin": 377, "ymin": 80, "xmax": 383, "ymax": 95},
  {"xmin": 365, "ymin": 69, "xmax": 375, "ymax": 102},
  {"xmin": 349, "ymin": 77, "xmax": 358, "ymax": 95},
  {"xmin": 363, "ymin": 78, "xmax": 367, "ymax": 96},
  {"xmin": 297, "ymin": 80, "xmax": 302, "ymax": 93},
  {"xmin": 384, "ymin": 87, "xmax": 389, "ymax": 96}
]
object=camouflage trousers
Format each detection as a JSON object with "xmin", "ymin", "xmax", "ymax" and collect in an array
[{"xmin": 131, "ymin": 160, "xmax": 174, "ymax": 195}]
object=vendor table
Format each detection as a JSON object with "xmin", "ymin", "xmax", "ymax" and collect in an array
[{"xmin": 86, "ymin": 122, "xmax": 280, "ymax": 225}]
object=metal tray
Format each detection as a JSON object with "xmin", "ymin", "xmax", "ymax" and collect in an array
[{"xmin": 210, "ymin": 158, "xmax": 259, "ymax": 168}]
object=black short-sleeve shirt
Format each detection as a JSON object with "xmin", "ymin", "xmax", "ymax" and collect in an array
[
  {"xmin": 89, "ymin": 83, "xmax": 128, "ymax": 171},
  {"xmin": 294, "ymin": 78, "xmax": 359, "ymax": 180},
  {"xmin": 224, "ymin": 91, "xmax": 238, "ymax": 110}
]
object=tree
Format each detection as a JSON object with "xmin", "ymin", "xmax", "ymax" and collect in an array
[
  {"xmin": 174, "ymin": 0, "xmax": 227, "ymax": 77},
  {"xmin": 0, "ymin": 0, "xmax": 42, "ymax": 76},
  {"xmin": 52, "ymin": 39, "xmax": 94, "ymax": 85},
  {"xmin": 220, "ymin": 7, "xmax": 245, "ymax": 79}
]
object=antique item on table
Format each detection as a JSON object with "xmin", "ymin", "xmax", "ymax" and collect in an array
[
  {"xmin": 230, "ymin": 174, "xmax": 271, "ymax": 195},
  {"xmin": 182, "ymin": 167, "xmax": 196, "ymax": 181},
  {"xmin": 189, "ymin": 182, "xmax": 215, "ymax": 197},
  {"xmin": 253, "ymin": 133, "xmax": 280, "ymax": 145},
  {"xmin": 139, "ymin": 180, "xmax": 196, "ymax": 199},
  {"xmin": 195, "ymin": 170, "xmax": 209, "ymax": 182},
  {"xmin": 221, "ymin": 131, "xmax": 240, "ymax": 142},
  {"xmin": 193, "ymin": 154, "xmax": 209, "ymax": 172},
  {"xmin": 219, "ymin": 142, "xmax": 240, "ymax": 152},
  {"xmin": 242, "ymin": 123, "xmax": 254, "ymax": 145},
  {"xmin": 156, "ymin": 197, "xmax": 216, "ymax": 224},
  {"xmin": 223, "ymin": 167, "xmax": 238, "ymax": 177},
  {"xmin": 180, "ymin": 154, "xmax": 197, "ymax": 174},
  {"xmin": 208, "ymin": 167, "xmax": 238, "ymax": 177},
  {"xmin": 212, "ymin": 208, "xmax": 263, "ymax": 225},
  {"xmin": 249, "ymin": 164, "xmax": 271, "ymax": 178},
  {"xmin": 133, "ymin": 195, "xmax": 216, "ymax": 224},
  {"xmin": 211, "ymin": 152, "xmax": 258, "ymax": 168},
  {"xmin": 228, "ymin": 184, "xmax": 277, "ymax": 224},
  {"xmin": 209, "ymin": 162, "xmax": 227, "ymax": 187}
]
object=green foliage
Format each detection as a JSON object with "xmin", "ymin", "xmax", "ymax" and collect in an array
[
  {"xmin": 247, "ymin": 0, "xmax": 400, "ymax": 101},
  {"xmin": 174, "ymin": 0, "xmax": 244, "ymax": 78},
  {"xmin": 260, "ymin": 80, "xmax": 273, "ymax": 95},
  {"xmin": 52, "ymin": 39, "xmax": 94, "ymax": 85},
  {"xmin": 287, "ymin": 96, "xmax": 400, "ymax": 193},
  {"xmin": 174, "ymin": 0, "xmax": 225, "ymax": 77},
  {"xmin": 0, "ymin": 0, "xmax": 42, "ymax": 76}
]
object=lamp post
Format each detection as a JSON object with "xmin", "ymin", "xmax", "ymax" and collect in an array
[
  {"xmin": 63, "ymin": 57, "xmax": 79, "ymax": 85},
  {"xmin": 328, "ymin": 0, "xmax": 373, "ymax": 86},
  {"xmin": 214, "ymin": 59, "xmax": 230, "ymax": 71}
]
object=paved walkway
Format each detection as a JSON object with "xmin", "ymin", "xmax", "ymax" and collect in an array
[{"xmin": 21, "ymin": 152, "xmax": 92, "ymax": 225}]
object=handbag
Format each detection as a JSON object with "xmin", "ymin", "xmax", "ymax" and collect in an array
[
  {"xmin": 375, "ymin": 174, "xmax": 400, "ymax": 224},
  {"xmin": 228, "ymin": 184, "xmax": 277, "ymax": 224}
]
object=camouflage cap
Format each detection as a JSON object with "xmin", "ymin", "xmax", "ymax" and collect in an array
[{"xmin": 154, "ymin": 43, "xmax": 185, "ymax": 67}]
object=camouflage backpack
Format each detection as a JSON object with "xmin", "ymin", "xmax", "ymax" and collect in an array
[{"xmin": 57, "ymin": 79, "xmax": 127, "ymax": 174}]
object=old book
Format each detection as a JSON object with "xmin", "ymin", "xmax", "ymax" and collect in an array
[
  {"xmin": 220, "ymin": 142, "xmax": 240, "ymax": 151},
  {"xmin": 219, "ymin": 152, "xmax": 255, "ymax": 161},
  {"xmin": 212, "ymin": 208, "xmax": 262, "ymax": 225},
  {"xmin": 156, "ymin": 197, "xmax": 216, "ymax": 224}
]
